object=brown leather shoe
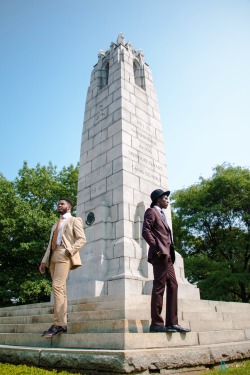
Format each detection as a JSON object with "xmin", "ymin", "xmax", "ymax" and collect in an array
[{"xmin": 42, "ymin": 325, "xmax": 67, "ymax": 337}]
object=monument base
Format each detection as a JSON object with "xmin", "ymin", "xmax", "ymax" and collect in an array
[
  {"xmin": 66, "ymin": 275, "xmax": 200, "ymax": 300},
  {"xmin": 143, "ymin": 280, "xmax": 200, "ymax": 300},
  {"xmin": 0, "ymin": 295, "xmax": 250, "ymax": 373},
  {"xmin": 1, "ymin": 341, "xmax": 250, "ymax": 374},
  {"xmin": 67, "ymin": 280, "xmax": 106, "ymax": 299},
  {"xmin": 67, "ymin": 247, "xmax": 200, "ymax": 300}
]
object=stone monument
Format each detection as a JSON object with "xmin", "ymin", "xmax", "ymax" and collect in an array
[
  {"xmin": 1, "ymin": 35, "xmax": 250, "ymax": 375},
  {"xmin": 67, "ymin": 33, "xmax": 199, "ymax": 301}
]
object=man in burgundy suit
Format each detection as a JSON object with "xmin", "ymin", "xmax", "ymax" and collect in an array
[{"xmin": 142, "ymin": 189, "xmax": 191, "ymax": 333}]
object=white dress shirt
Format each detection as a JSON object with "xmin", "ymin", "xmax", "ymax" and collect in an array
[{"xmin": 56, "ymin": 212, "xmax": 72, "ymax": 245}]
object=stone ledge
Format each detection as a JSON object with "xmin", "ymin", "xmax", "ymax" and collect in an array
[{"xmin": 0, "ymin": 341, "xmax": 250, "ymax": 374}]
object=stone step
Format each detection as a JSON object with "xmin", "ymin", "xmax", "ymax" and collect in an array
[
  {"xmin": 1, "ymin": 305, "xmax": 249, "ymax": 328},
  {"xmin": 190, "ymin": 319, "xmax": 250, "ymax": 332},
  {"xmin": 0, "ymin": 309, "xmax": 132, "ymax": 323},
  {"xmin": 0, "ymin": 319, "xmax": 191, "ymax": 334},
  {"xmin": 223, "ymin": 312, "xmax": 250, "ymax": 320},
  {"xmin": 71, "ymin": 300, "xmax": 250, "ymax": 316},
  {"xmin": 0, "ymin": 301, "xmax": 131, "ymax": 318},
  {"xmin": 179, "ymin": 300, "xmax": 250, "ymax": 313},
  {"xmin": 1, "ymin": 318, "xmax": 246, "ymax": 335},
  {"xmin": 0, "ymin": 329, "xmax": 248, "ymax": 350},
  {"xmin": 0, "ymin": 332, "xmax": 198, "ymax": 349},
  {"xmin": 211, "ymin": 301, "xmax": 250, "ymax": 312},
  {"xmin": 1, "ymin": 297, "xmax": 249, "ymax": 319},
  {"xmin": 190, "ymin": 319, "xmax": 233, "ymax": 332},
  {"xmin": 0, "ymin": 321, "xmax": 131, "ymax": 334},
  {"xmin": 179, "ymin": 298, "xmax": 250, "ymax": 310},
  {"xmin": 0, "ymin": 321, "xmax": 139, "ymax": 334},
  {"xmin": 0, "ymin": 302, "xmax": 53, "ymax": 311},
  {"xmin": 0, "ymin": 306, "xmax": 54, "ymax": 318},
  {"xmin": 0, "ymin": 299, "xmax": 250, "ymax": 317},
  {"xmin": 0, "ymin": 314, "xmax": 53, "ymax": 325},
  {"xmin": 3, "ymin": 306, "xmax": 240, "ymax": 325},
  {"xmin": 68, "ymin": 294, "xmax": 130, "ymax": 305},
  {"xmin": 182, "ymin": 310, "xmax": 250, "ymax": 322},
  {"xmin": 182, "ymin": 311, "xmax": 224, "ymax": 321},
  {"xmin": 0, "ymin": 296, "xmax": 127, "ymax": 315},
  {"xmin": 0, "ymin": 302, "xmax": 182, "ymax": 318},
  {"xmin": 69, "ymin": 300, "xmax": 150, "ymax": 313},
  {"xmin": 233, "ymin": 320, "xmax": 250, "ymax": 329},
  {"xmin": 0, "ymin": 309, "xmax": 153, "ymax": 325},
  {"xmin": 3, "ymin": 295, "xmax": 249, "ymax": 309},
  {"xmin": 198, "ymin": 329, "xmax": 249, "ymax": 345}
]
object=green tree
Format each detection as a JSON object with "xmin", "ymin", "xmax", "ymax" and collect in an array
[
  {"xmin": 172, "ymin": 163, "xmax": 250, "ymax": 302},
  {"xmin": 0, "ymin": 162, "xmax": 79, "ymax": 307}
]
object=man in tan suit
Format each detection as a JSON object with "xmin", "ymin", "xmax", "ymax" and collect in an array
[{"xmin": 39, "ymin": 198, "xmax": 86, "ymax": 337}]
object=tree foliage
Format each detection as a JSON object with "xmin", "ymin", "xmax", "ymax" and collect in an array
[
  {"xmin": 0, "ymin": 162, "xmax": 78, "ymax": 307},
  {"xmin": 172, "ymin": 163, "xmax": 250, "ymax": 302}
]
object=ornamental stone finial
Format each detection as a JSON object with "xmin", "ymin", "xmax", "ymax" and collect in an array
[
  {"xmin": 117, "ymin": 32, "xmax": 125, "ymax": 45},
  {"xmin": 98, "ymin": 50, "xmax": 105, "ymax": 59}
]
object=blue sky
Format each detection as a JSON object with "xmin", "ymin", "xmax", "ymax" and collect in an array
[{"xmin": 1, "ymin": 0, "xmax": 249, "ymax": 191}]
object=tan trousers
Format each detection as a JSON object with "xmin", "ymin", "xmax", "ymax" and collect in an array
[{"xmin": 49, "ymin": 246, "xmax": 71, "ymax": 326}]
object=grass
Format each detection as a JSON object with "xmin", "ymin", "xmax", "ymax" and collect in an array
[
  {"xmin": 200, "ymin": 360, "xmax": 250, "ymax": 374},
  {"xmin": 0, "ymin": 363, "xmax": 82, "ymax": 375},
  {"xmin": 1, "ymin": 361, "xmax": 250, "ymax": 374}
]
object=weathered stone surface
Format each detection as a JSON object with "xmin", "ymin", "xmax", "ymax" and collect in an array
[
  {"xmin": 198, "ymin": 330, "xmax": 246, "ymax": 346},
  {"xmin": 0, "ymin": 346, "xmax": 41, "ymax": 366},
  {"xmin": 1, "ymin": 342, "xmax": 250, "ymax": 374},
  {"xmin": 209, "ymin": 341, "xmax": 250, "ymax": 362},
  {"xmin": 67, "ymin": 35, "xmax": 199, "ymax": 301}
]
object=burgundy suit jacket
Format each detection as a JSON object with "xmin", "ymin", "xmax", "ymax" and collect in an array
[{"xmin": 142, "ymin": 207, "xmax": 175, "ymax": 264}]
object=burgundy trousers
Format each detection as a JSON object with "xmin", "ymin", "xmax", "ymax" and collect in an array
[{"xmin": 151, "ymin": 256, "xmax": 178, "ymax": 326}]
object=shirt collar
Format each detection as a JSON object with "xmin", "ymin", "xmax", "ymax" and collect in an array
[
  {"xmin": 61, "ymin": 212, "xmax": 72, "ymax": 220},
  {"xmin": 153, "ymin": 205, "xmax": 162, "ymax": 213}
]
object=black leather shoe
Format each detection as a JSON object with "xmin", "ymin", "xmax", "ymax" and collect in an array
[
  {"xmin": 150, "ymin": 325, "xmax": 177, "ymax": 333},
  {"xmin": 166, "ymin": 324, "xmax": 191, "ymax": 333},
  {"xmin": 42, "ymin": 325, "xmax": 67, "ymax": 337}
]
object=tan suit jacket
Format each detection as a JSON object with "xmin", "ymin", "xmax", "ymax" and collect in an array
[{"xmin": 42, "ymin": 216, "xmax": 86, "ymax": 270}]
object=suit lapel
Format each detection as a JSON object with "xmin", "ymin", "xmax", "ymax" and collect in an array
[
  {"xmin": 154, "ymin": 207, "xmax": 171, "ymax": 232},
  {"xmin": 61, "ymin": 216, "xmax": 73, "ymax": 236}
]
